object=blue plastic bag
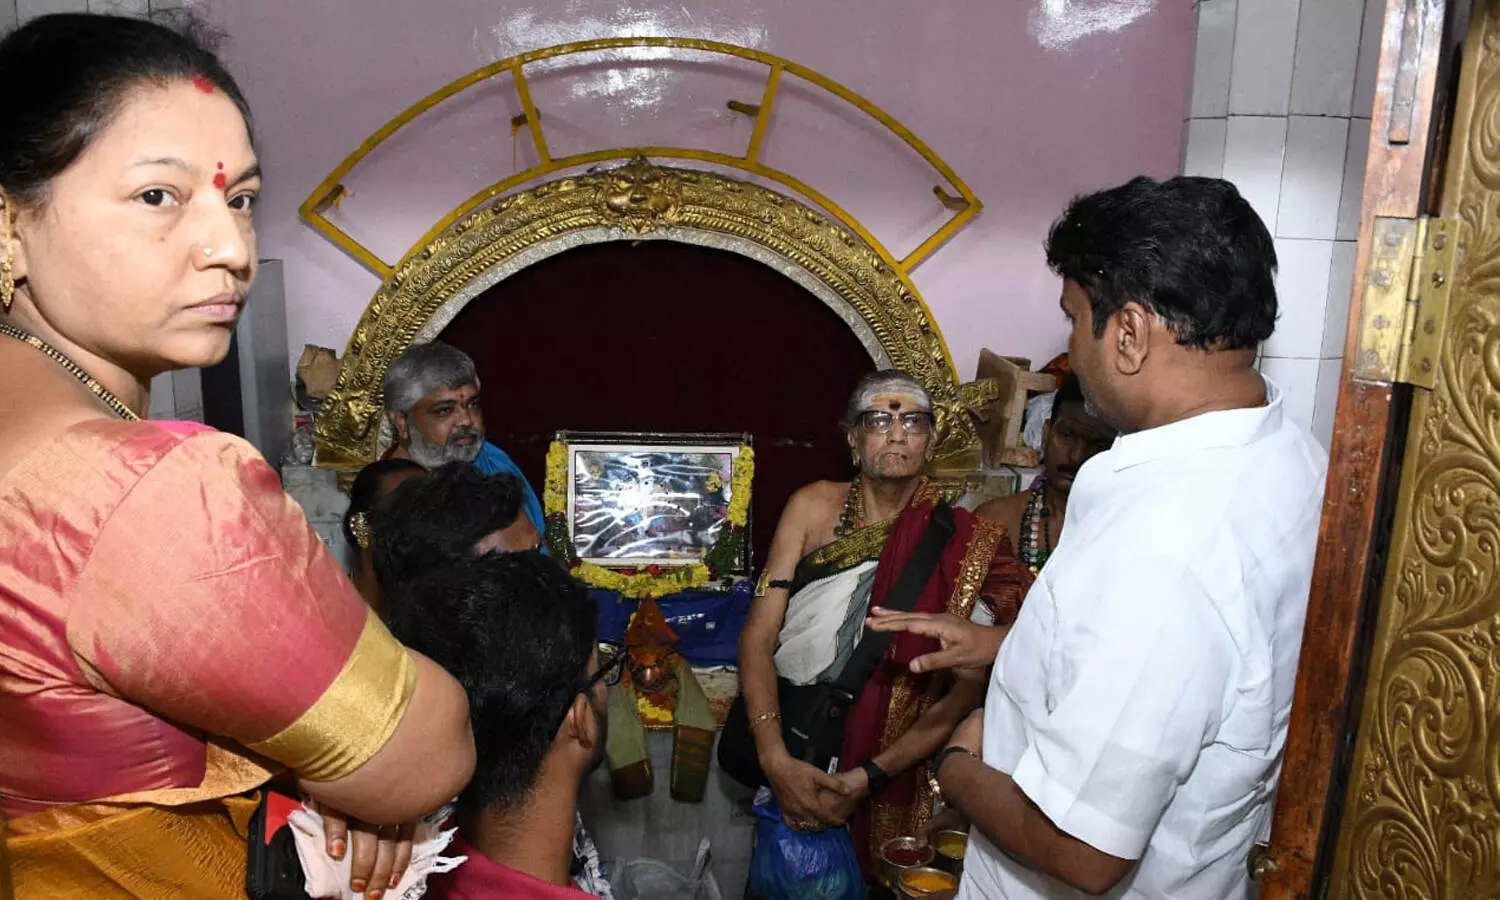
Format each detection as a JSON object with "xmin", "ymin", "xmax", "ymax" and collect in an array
[{"xmin": 748, "ymin": 793, "xmax": 864, "ymax": 900}]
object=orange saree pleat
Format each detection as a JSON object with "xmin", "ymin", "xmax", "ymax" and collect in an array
[{"xmin": 8, "ymin": 795, "xmax": 258, "ymax": 899}]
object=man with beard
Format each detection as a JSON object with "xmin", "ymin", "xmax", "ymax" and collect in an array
[
  {"xmin": 724, "ymin": 369, "xmax": 1030, "ymax": 882},
  {"xmin": 382, "ymin": 552, "xmax": 616, "ymax": 899},
  {"xmin": 975, "ymin": 372, "xmax": 1116, "ymax": 575},
  {"xmin": 382, "ymin": 342, "xmax": 544, "ymax": 534}
]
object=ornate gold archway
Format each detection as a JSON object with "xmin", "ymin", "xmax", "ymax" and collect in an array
[
  {"xmin": 313, "ymin": 157, "xmax": 989, "ymax": 469},
  {"xmin": 308, "ymin": 39, "xmax": 996, "ymax": 470}
]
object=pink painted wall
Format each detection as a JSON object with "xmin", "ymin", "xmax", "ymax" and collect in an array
[{"xmin": 201, "ymin": 0, "xmax": 1193, "ymax": 380}]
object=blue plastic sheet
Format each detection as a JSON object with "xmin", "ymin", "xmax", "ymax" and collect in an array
[
  {"xmin": 748, "ymin": 795, "xmax": 864, "ymax": 900},
  {"xmin": 593, "ymin": 580, "xmax": 751, "ymax": 668}
]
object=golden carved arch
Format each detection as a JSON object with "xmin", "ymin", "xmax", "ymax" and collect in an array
[{"xmin": 313, "ymin": 157, "xmax": 984, "ymax": 469}]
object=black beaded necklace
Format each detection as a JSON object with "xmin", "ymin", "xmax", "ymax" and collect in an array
[{"xmin": 0, "ymin": 322, "xmax": 140, "ymax": 421}]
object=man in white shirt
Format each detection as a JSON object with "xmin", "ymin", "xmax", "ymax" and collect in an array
[{"xmin": 870, "ymin": 176, "xmax": 1327, "ymax": 897}]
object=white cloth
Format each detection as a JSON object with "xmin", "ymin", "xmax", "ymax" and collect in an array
[
  {"xmin": 1023, "ymin": 391, "xmax": 1058, "ymax": 452},
  {"xmin": 958, "ymin": 378, "xmax": 1327, "ymax": 900},
  {"xmin": 773, "ymin": 561, "xmax": 878, "ymax": 685},
  {"xmin": 573, "ymin": 811, "xmax": 614, "ymax": 898},
  {"xmin": 290, "ymin": 804, "xmax": 466, "ymax": 900}
]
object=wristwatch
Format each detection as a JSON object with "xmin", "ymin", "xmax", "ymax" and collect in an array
[
  {"xmin": 934, "ymin": 745, "xmax": 979, "ymax": 783},
  {"xmin": 859, "ymin": 759, "xmax": 890, "ymax": 794}
]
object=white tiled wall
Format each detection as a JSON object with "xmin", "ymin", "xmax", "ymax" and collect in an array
[
  {"xmin": 147, "ymin": 369, "xmax": 205, "ymax": 422},
  {"xmin": 1351, "ymin": 0, "xmax": 1388, "ymax": 117},
  {"xmin": 1222, "ymin": 116, "xmax": 1289, "ymax": 228},
  {"xmin": 1278, "ymin": 116, "xmax": 1350, "ymax": 239},
  {"xmin": 1190, "ymin": 0, "xmax": 1238, "ymax": 119},
  {"xmin": 1289, "ymin": 0, "xmax": 1364, "ymax": 116},
  {"xmin": 1228, "ymin": 0, "xmax": 1300, "ymax": 116},
  {"xmin": 1182, "ymin": 0, "xmax": 1383, "ymax": 448},
  {"xmin": 0, "ymin": 1, "xmax": 16, "ymax": 33},
  {"xmin": 1264, "ymin": 238, "xmax": 1334, "ymax": 359}
]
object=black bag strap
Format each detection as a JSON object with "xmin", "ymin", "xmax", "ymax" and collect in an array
[{"xmin": 814, "ymin": 502, "xmax": 957, "ymax": 738}]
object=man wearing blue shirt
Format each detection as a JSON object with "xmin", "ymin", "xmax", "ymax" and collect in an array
[{"xmin": 382, "ymin": 341, "xmax": 545, "ymax": 536}]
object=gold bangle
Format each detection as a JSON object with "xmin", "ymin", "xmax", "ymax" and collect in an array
[{"xmin": 749, "ymin": 710, "xmax": 781, "ymax": 730}]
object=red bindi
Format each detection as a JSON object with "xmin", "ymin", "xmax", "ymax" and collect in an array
[
  {"xmin": 190, "ymin": 74, "xmax": 215, "ymax": 94},
  {"xmin": 213, "ymin": 172, "xmax": 227, "ymax": 189}
]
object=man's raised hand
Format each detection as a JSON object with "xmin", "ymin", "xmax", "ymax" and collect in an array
[{"xmin": 865, "ymin": 608, "xmax": 1007, "ymax": 674}]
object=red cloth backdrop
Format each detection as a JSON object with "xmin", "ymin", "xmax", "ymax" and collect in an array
[{"xmin": 439, "ymin": 240, "xmax": 876, "ymax": 568}]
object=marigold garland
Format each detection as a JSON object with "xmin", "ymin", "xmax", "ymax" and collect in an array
[{"xmin": 544, "ymin": 441, "xmax": 754, "ymax": 599}]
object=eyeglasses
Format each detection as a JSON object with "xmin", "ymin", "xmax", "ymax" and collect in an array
[
  {"xmin": 587, "ymin": 642, "xmax": 628, "ymax": 690},
  {"xmin": 858, "ymin": 410, "xmax": 934, "ymax": 435},
  {"xmin": 549, "ymin": 642, "xmax": 627, "ymax": 736}
]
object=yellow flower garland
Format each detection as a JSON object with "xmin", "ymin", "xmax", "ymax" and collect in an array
[{"xmin": 544, "ymin": 441, "xmax": 754, "ymax": 598}]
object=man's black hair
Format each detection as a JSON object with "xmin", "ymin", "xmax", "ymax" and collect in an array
[
  {"xmin": 1045, "ymin": 176, "xmax": 1277, "ymax": 351},
  {"xmin": 1052, "ymin": 372, "xmax": 1086, "ymax": 417},
  {"xmin": 371, "ymin": 463, "xmax": 523, "ymax": 589},
  {"xmin": 342, "ymin": 459, "xmax": 426, "ymax": 556},
  {"xmin": 382, "ymin": 552, "xmax": 596, "ymax": 812}
]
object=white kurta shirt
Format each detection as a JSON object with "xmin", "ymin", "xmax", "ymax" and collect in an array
[{"xmin": 958, "ymin": 378, "xmax": 1327, "ymax": 900}]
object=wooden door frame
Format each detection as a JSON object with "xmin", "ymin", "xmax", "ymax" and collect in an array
[{"xmin": 1259, "ymin": 1, "xmax": 1464, "ymax": 896}]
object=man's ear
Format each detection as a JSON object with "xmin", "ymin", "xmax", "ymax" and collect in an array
[
  {"xmin": 1111, "ymin": 301, "xmax": 1154, "ymax": 376},
  {"xmin": 564, "ymin": 693, "xmax": 601, "ymax": 754},
  {"xmin": 388, "ymin": 411, "xmax": 409, "ymax": 443}
]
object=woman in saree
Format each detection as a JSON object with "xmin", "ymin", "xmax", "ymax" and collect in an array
[{"xmin": 0, "ymin": 13, "xmax": 475, "ymax": 898}]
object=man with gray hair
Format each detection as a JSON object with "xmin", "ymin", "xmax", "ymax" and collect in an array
[
  {"xmin": 723, "ymin": 369, "xmax": 1029, "ymax": 885},
  {"xmin": 383, "ymin": 341, "xmax": 544, "ymax": 534}
]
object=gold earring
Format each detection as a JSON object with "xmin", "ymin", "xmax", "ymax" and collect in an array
[
  {"xmin": 1, "ymin": 208, "xmax": 13, "ymax": 314},
  {"xmin": 349, "ymin": 512, "xmax": 372, "ymax": 550}
]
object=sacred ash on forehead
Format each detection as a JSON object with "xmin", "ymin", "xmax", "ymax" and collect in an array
[
  {"xmin": 864, "ymin": 390, "xmax": 931, "ymax": 413},
  {"xmin": 844, "ymin": 370, "xmax": 933, "ymax": 425}
]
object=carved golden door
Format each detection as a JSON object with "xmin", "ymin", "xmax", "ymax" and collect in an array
[{"xmin": 1262, "ymin": 1, "xmax": 1500, "ymax": 897}]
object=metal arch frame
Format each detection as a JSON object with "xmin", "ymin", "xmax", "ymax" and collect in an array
[{"xmin": 297, "ymin": 37, "xmax": 984, "ymax": 371}]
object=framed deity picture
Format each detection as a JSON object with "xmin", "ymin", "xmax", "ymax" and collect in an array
[{"xmin": 551, "ymin": 431, "xmax": 753, "ymax": 574}]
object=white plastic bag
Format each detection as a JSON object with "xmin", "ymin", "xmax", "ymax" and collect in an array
[{"xmin": 610, "ymin": 839, "xmax": 723, "ymax": 900}]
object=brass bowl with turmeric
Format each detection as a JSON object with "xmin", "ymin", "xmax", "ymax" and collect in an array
[
  {"xmin": 897, "ymin": 866, "xmax": 958, "ymax": 899},
  {"xmin": 931, "ymin": 828, "xmax": 969, "ymax": 877}
]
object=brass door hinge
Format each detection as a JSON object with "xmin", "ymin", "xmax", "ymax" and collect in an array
[{"xmin": 1352, "ymin": 216, "xmax": 1457, "ymax": 388}]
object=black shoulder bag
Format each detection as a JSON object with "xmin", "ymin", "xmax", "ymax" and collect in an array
[{"xmin": 719, "ymin": 501, "xmax": 956, "ymax": 786}]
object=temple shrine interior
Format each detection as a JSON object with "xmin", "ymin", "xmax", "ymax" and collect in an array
[{"xmin": 5, "ymin": 0, "xmax": 1498, "ymax": 897}]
